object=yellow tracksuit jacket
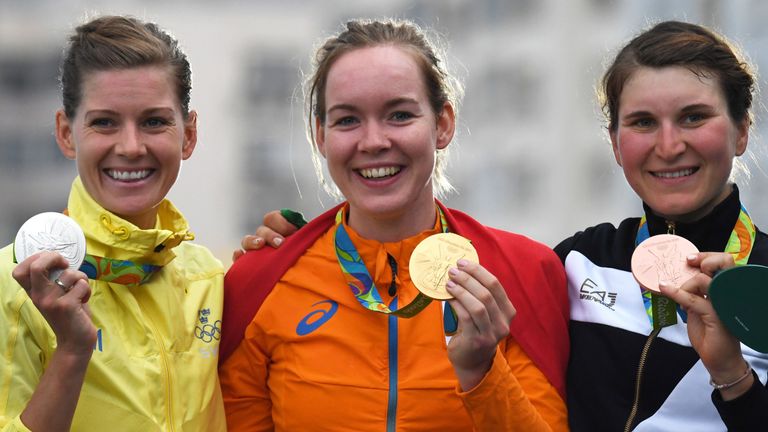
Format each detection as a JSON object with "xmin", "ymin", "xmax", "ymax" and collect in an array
[{"xmin": 0, "ymin": 177, "xmax": 225, "ymax": 431}]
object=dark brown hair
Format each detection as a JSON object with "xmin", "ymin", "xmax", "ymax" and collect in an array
[
  {"xmin": 60, "ymin": 15, "xmax": 192, "ymax": 119},
  {"xmin": 600, "ymin": 20, "xmax": 755, "ymax": 132}
]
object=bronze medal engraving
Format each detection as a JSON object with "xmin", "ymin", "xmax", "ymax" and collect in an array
[
  {"xmin": 631, "ymin": 234, "xmax": 699, "ymax": 292},
  {"xmin": 410, "ymin": 233, "xmax": 479, "ymax": 300}
]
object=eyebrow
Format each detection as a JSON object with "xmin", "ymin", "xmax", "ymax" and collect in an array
[
  {"xmin": 622, "ymin": 103, "xmax": 716, "ymax": 120},
  {"xmin": 621, "ymin": 110, "xmax": 652, "ymax": 121},
  {"xmin": 327, "ymin": 97, "xmax": 420, "ymax": 114},
  {"xmin": 679, "ymin": 103, "xmax": 715, "ymax": 113},
  {"xmin": 84, "ymin": 107, "xmax": 176, "ymax": 117}
]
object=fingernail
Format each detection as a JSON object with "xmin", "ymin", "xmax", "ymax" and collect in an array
[
  {"xmin": 457, "ymin": 259, "xmax": 468, "ymax": 267},
  {"xmin": 449, "ymin": 267, "xmax": 459, "ymax": 276},
  {"xmin": 446, "ymin": 280, "xmax": 457, "ymax": 290},
  {"xmin": 273, "ymin": 237, "xmax": 283, "ymax": 247},
  {"xmin": 280, "ymin": 208, "xmax": 308, "ymax": 228},
  {"xmin": 687, "ymin": 254, "xmax": 697, "ymax": 261}
]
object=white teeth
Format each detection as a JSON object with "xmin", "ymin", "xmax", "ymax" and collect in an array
[
  {"xmin": 653, "ymin": 168, "xmax": 695, "ymax": 178},
  {"xmin": 106, "ymin": 169, "xmax": 152, "ymax": 181},
  {"xmin": 359, "ymin": 166, "xmax": 401, "ymax": 179}
]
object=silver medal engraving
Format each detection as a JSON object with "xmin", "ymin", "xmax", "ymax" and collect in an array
[{"xmin": 14, "ymin": 212, "xmax": 86, "ymax": 280}]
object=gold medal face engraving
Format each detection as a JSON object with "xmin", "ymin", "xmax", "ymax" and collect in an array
[
  {"xmin": 631, "ymin": 234, "xmax": 700, "ymax": 292},
  {"xmin": 409, "ymin": 233, "xmax": 479, "ymax": 300}
]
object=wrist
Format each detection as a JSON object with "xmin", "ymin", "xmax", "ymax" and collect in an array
[
  {"xmin": 453, "ymin": 356, "xmax": 495, "ymax": 392},
  {"xmin": 709, "ymin": 362, "xmax": 753, "ymax": 401},
  {"xmin": 52, "ymin": 347, "xmax": 93, "ymax": 370},
  {"xmin": 708, "ymin": 360, "xmax": 750, "ymax": 389}
]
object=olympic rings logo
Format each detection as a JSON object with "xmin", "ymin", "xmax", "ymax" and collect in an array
[{"xmin": 194, "ymin": 320, "xmax": 221, "ymax": 343}]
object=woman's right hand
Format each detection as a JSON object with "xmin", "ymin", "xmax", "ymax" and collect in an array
[
  {"xmin": 659, "ymin": 252, "xmax": 752, "ymax": 400},
  {"xmin": 233, "ymin": 209, "xmax": 301, "ymax": 261},
  {"xmin": 12, "ymin": 251, "xmax": 96, "ymax": 355}
]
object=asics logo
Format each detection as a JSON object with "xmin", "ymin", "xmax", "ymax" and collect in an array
[{"xmin": 296, "ymin": 300, "xmax": 338, "ymax": 336}]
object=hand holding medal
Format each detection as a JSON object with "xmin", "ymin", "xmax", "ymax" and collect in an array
[
  {"xmin": 14, "ymin": 212, "xmax": 87, "ymax": 287},
  {"xmin": 411, "ymin": 233, "xmax": 516, "ymax": 391},
  {"xmin": 12, "ymin": 212, "xmax": 95, "ymax": 351}
]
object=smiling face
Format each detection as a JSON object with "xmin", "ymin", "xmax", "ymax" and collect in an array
[
  {"xmin": 611, "ymin": 66, "xmax": 748, "ymax": 222},
  {"xmin": 55, "ymin": 65, "xmax": 196, "ymax": 229},
  {"xmin": 316, "ymin": 45, "xmax": 454, "ymax": 240}
]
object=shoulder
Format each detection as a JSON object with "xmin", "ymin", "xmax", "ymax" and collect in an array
[
  {"xmin": 219, "ymin": 213, "xmax": 337, "ymax": 363},
  {"xmin": 447, "ymin": 207, "xmax": 552, "ymax": 254},
  {"xmin": 446, "ymin": 208, "xmax": 564, "ymax": 290},
  {"xmin": 0, "ymin": 243, "xmax": 53, "ymax": 348},
  {"xmin": 554, "ymin": 218, "xmax": 639, "ymax": 266},
  {"xmin": 170, "ymin": 242, "xmax": 224, "ymax": 281},
  {"xmin": 0, "ymin": 243, "xmax": 16, "ymax": 274},
  {"xmin": 748, "ymin": 225, "xmax": 768, "ymax": 265},
  {"xmin": 0, "ymin": 244, "xmax": 24, "ymax": 299}
]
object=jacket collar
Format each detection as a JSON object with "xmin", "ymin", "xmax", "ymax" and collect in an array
[
  {"xmin": 642, "ymin": 184, "xmax": 741, "ymax": 253},
  {"xmin": 66, "ymin": 177, "xmax": 192, "ymax": 266}
]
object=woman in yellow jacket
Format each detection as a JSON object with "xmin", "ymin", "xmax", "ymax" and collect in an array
[{"xmin": 0, "ymin": 16, "xmax": 225, "ymax": 431}]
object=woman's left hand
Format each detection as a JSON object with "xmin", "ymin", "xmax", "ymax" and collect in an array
[
  {"xmin": 445, "ymin": 259, "xmax": 516, "ymax": 391},
  {"xmin": 659, "ymin": 252, "xmax": 753, "ymax": 399}
]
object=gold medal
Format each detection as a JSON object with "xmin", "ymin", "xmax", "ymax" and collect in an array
[{"xmin": 409, "ymin": 233, "xmax": 479, "ymax": 300}]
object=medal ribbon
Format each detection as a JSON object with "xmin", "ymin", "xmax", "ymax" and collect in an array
[
  {"xmin": 636, "ymin": 205, "xmax": 756, "ymax": 329},
  {"xmin": 334, "ymin": 206, "xmax": 458, "ymax": 334},
  {"xmin": 80, "ymin": 255, "xmax": 162, "ymax": 286}
]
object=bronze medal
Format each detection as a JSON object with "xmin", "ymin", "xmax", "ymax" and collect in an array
[
  {"xmin": 631, "ymin": 234, "xmax": 699, "ymax": 292},
  {"xmin": 409, "ymin": 233, "xmax": 479, "ymax": 300}
]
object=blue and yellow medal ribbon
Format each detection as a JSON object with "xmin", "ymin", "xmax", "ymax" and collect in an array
[
  {"xmin": 334, "ymin": 205, "xmax": 457, "ymax": 334},
  {"xmin": 636, "ymin": 205, "xmax": 756, "ymax": 329},
  {"xmin": 80, "ymin": 255, "xmax": 162, "ymax": 286}
]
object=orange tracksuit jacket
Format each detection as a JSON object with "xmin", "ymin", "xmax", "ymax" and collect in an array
[{"xmin": 220, "ymin": 203, "xmax": 569, "ymax": 431}]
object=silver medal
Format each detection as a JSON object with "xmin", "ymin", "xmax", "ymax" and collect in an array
[{"xmin": 14, "ymin": 212, "xmax": 86, "ymax": 281}]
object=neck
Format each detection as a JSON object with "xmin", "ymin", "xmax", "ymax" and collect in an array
[
  {"xmin": 122, "ymin": 209, "xmax": 158, "ymax": 230},
  {"xmin": 346, "ymin": 201, "xmax": 437, "ymax": 243},
  {"xmin": 652, "ymin": 183, "xmax": 734, "ymax": 224}
]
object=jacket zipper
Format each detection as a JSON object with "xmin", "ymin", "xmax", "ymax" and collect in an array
[
  {"xmin": 146, "ymin": 317, "xmax": 176, "ymax": 431},
  {"xmin": 624, "ymin": 219, "xmax": 675, "ymax": 430},
  {"xmin": 386, "ymin": 302, "xmax": 398, "ymax": 432},
  {"xmin": 386, "ymin": 254, "xmax": 398, "ymax": 432},
  {"xmin": 666, "ymin": 220, "xmax": 676, "ymax": 235},
  {"xmin": 623, "ymin": 327, "xmax": 661, "ymax": 432}
]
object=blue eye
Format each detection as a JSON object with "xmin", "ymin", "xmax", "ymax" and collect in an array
[
  {"xmin": 90, "ymin": 118, "xmax": 114, "ymax": 128},
  {"xmin": 632, "ymin": 118, "xmax": 655, "ymax": 128},
  {"xmin": 144, "ymin": 117, "xmax": 169, "ymax": 128},
  {"xmin": 391, "ymin": 111, "xmax": 413, "ymax": 122},
  {"xmin": 682, "ymin": 113, "xmax": 705, "ymax": 124},
  {"xmin": 333, "ymin": 116, "xmax": 358, "ymax": 127}
]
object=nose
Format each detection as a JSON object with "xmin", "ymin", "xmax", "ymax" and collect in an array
[
  {"xmin": 358, "ymin": 121, "xmax": 390, "ymax": 153},
  {"xmin": 654, "ymin": 122, "xmax": 686, "ymax": 160},
  {"xmin": 115, "ymin": 124, "xmax": 147, "ymax": 158}
]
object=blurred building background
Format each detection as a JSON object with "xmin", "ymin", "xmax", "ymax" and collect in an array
[{"xmin": 1, "ymin": 0, "xmax": 767, "ymax": 265}]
